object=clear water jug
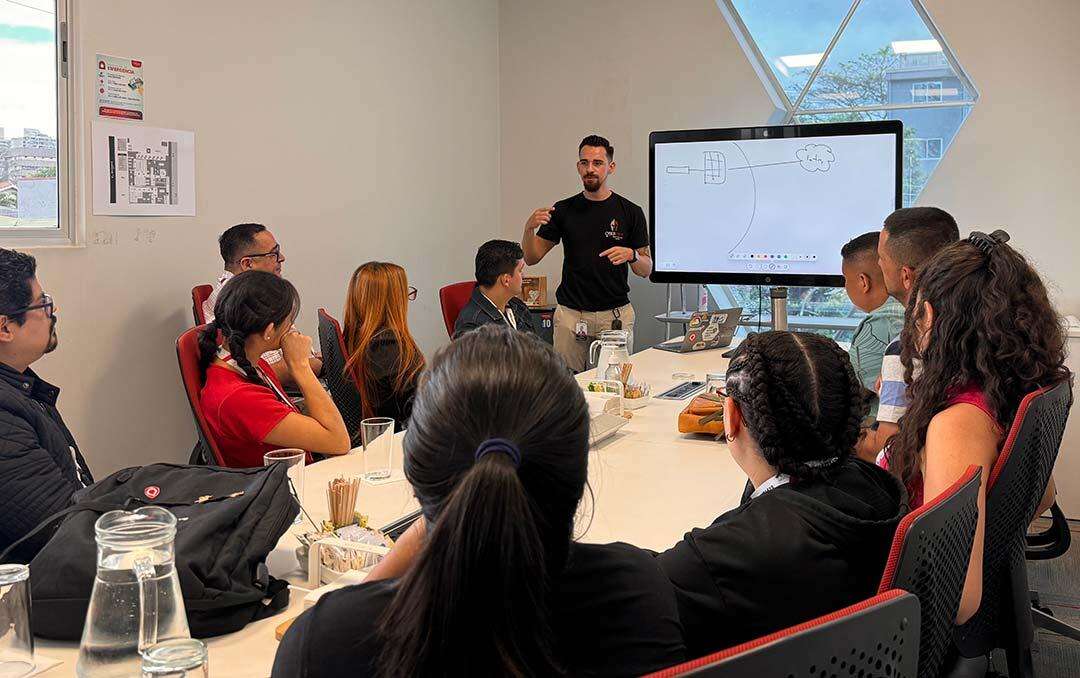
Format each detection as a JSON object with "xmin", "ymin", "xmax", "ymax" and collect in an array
[
  {"xmin": 76, "ymin": 507, "xmax": 190, "ymax": 677},
  {"xmin": 588, "ymin": 330, "xmax": 630, "ymax": 377}
]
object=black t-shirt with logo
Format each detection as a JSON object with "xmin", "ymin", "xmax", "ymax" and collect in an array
[{"xmin": 537, "ymin": 192, "xmax": 649, "ymax": 312}]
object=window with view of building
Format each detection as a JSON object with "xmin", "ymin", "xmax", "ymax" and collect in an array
[
  {"xmin": 911, "ymin": 137, "xmax": 943, "ymax": 159},
  {"xmin": 0, "ymin": 0, "xmax": 74, "ymax": 245},
  {"xmin": 712, "ymin": 0, "xmax": 977, "ymax": 335},
  {"xmin": 911, "ymin": 80, "xmax": 943, "ymax": 103}
]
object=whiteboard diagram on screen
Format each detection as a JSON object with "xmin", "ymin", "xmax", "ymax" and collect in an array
[
  {"xmin": 664, "ymin": 143, "xmax": 835, "ymax": 254},
  {"xmin": 652, "ymin": 128, "xmax": 898, "ymax": 278}
]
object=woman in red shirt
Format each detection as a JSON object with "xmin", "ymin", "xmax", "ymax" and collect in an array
[
  {"xmin": 887, "ymin": 230, "xmax": 1067, "ymax": 623},
  {"xmin": 198, "ymin": 270, "xmax": 350, "ymax": 467}
]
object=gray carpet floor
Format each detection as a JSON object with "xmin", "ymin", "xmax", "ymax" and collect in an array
[{"xmin": 989, "ymin": 517, "xmax": 1080, "ymax": 676}]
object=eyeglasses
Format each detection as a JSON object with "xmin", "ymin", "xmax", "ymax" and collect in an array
[
  {"xmin": 240, "ymin": 245, "xmax": 284, "ymax": 263},
  {"xmin": 408, "ymin": 286, "xmax": 418, "ymax": 301},
  {"xmin": 5, "ymin": 293, "xmax": 55, "ymax": 319}
]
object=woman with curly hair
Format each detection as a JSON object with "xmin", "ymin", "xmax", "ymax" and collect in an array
[
  {"xmin": 884, "ymin": 230, "xmax": 1068, "ymax": 622},
  {"xmin": 657, "ymin": 331, "xmax": 906, "ymax": 658}
]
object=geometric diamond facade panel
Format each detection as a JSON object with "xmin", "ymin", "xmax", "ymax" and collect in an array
[{"xmin": 719, "ymin": 0, "xmax": 978, "ymax": 206}]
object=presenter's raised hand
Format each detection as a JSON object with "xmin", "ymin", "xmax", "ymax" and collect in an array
[
  {"xmin": 525, "ymin": 207, "xmax": 554, "ymax": 232},
  {"xmin": 599, "ymin": 246, "xmax": 635, "ymax": 265},
  {"xmin": 281, "ymin": 330, "xmax": 315, "ymax": 374}
]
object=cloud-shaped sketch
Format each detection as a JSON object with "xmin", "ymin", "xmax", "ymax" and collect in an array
[{"xmin": 796, "ymin": 144, "xmax": 835, "ymax": 172}]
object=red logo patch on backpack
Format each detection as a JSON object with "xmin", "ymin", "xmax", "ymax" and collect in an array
[{"xmin": 144, "ymin": 486, "xmax": 161, "ymax": 500}]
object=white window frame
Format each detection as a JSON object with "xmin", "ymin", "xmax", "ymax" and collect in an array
[
  {"xmin": 911, "ymin": 80, "xmax": 943, "ymax": 104},
  {"xmin": 925, "ymin": 137, "xmax": 943, "ymax": 159},
  {"xmin": 1, "ymin": 0, "xmax": 83, "ymax": 248},
  {"xmin": 910, "ymin": 137, "xmax": 944, "ymax": 160}
]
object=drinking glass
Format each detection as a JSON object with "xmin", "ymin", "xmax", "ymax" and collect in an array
[
  {"xmin": 141, "ymin": 638, "xmax": 208, "ymax": 677},
  {"xmin": 0, "ymin": 564, "xmax": 33, "ymax": 678},
  {"xmin": 361, "ymin": 418, "xmax": 395, "ymax": 481},
  {"xmin": 264, "ymin": 449, "xmax": 306, "ymax": 524},
  {"xmin": 705, "ymin": 372, "xmax": 727, "ymax": 395}
]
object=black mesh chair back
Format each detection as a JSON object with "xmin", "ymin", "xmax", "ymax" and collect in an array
[
  {"xmin": 954, "ymin": 380, "xmax": 1072, "ymax": 667},
  {"xmin": 317, "ymin": 308, "xmax": 365, "ymax": 443},
  {"xmin": 878, "ymin": 465, "xmax": 980, "ymax": 677},
  {"xmin": 644, "ymin": 590, "xmax": 920, "ymax": 678}
]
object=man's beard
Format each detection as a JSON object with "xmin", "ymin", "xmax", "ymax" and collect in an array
[
  {"xmin": 44, "ymin": 318, "xmax": 58, "ymax": 353},
  {"xmin": 583, "ymin": 174, "xmax": 601, "ymax": 191}
]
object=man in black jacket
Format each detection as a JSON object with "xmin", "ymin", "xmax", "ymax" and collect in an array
[
  {"xmin": 0, "ymin": 248, "xmax": 93, "ymax": 562},
  {"xmin": 453, "ymin": 240, "xmax": 538, "ymax": 340}
]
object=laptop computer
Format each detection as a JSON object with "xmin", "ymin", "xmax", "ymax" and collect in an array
[{"xmin": 655, "ymin": 308, "xmax": 742, "ymax": 354}]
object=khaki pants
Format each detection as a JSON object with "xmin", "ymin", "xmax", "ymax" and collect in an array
[{"xmin": 553, "ymin": 303, "xmax": 635, "ymax": 374}]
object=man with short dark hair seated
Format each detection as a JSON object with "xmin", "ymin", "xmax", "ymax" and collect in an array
[
  {"xmin": 206, "ymin": 223, "xmax": 321, "ymax": 384},
  {"xmin": 453, "ymin": 240, "xmax": 538, "ymax": 339},
  {"xmin": 0, "ymin": 248, "xmax": 93, "ymax": 562}
]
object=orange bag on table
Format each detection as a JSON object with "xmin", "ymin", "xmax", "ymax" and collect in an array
[{"xmin": 678, "ymin": 393, "xmax": 725, "ymax": 436}]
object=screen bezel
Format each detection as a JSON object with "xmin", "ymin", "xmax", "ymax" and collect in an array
[{"xmin": 648, "ymin": 120, "xmax": 903, "ymax": 287}]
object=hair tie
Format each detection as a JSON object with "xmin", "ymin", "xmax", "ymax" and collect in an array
[
  {"xmin": 475, "ymin": 438, "xmax": 521, "ymax": 468},
  {"xmin": 968, "ymin": 229, "xmax": 1010, "ymax": 255}
]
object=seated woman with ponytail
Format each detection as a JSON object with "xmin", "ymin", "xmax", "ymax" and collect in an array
[
  {"xmin": 657, "ymin": 331, "xmax": 906, "ymax": 658},
  {"xmin": 199, "ymin": 270, "xmax": 350, "ymax": 467},
  {"xmin": 272, "ymin": 325, "xmax": 686, "ymax": 678},
  {"xmin": 883, "ymin": 230, "xmax": 1067, "ymax": 623}
]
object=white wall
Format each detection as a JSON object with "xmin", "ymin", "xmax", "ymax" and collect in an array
[
  {"xmin": 21, "ymin": 0, "xmax": 1080, "ymax": 476},
  {"xmin": 28, "ymin": 0, "xmax": 499, "ymax": 476},
  {"xmin": 499, "ymin": 0, "xmax": 782, "ymax": 349},
  {"xmin": 499, "ymin": 0, "xmax": 1080, "ymax": 346}
]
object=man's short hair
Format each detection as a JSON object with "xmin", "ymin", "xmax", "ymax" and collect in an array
[
  {"xmin": 579, "ymin": 134, "xmax": 614, "ymax": 162},
  {"xmin": 841, "ymin": 231, "xmax": 881, "ymax": 263},
  {"xmin": 882, "ymin": 207, "xmax": 960, "ymax": 269},
  {"xmin": 0, "ymin": 248, "xmax": 37, "ymax": 325},
  {"xmin": 475, "ymin": 239, "xmax": 524, "ymax": 287},
  {"xmin": 218, "ymin": 223, "xmax": 267, "ymax": 265}
]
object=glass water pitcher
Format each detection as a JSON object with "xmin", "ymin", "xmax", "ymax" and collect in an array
[
  {"xmin": 76, "ymin": 507, "xmax": 190, "ymax": 677},
  {"xmin": 588, "ymin": 329, "xmax": 630, "ymax": 377}
]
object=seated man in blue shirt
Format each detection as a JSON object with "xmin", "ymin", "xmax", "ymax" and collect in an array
[
  {"xmin": 0, "ymin": 248, "xmax": 94, "ymax": 562},
  {"xmin": 841, "ymin": 232, "xmax": 904, "ymax": 421},
  {"xmin": 854, "ymin": 207, "xmax": 960, "ymax": 461},
  {"xmin": 453, "ymin": 240, "xmax": 538, "ymax": 340}
]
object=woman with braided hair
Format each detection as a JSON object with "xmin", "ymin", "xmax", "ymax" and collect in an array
[
  {"xmin": 657, "ymin": 330, "xmax": 906, "ymax": 658},
  {"xmin": 198, "ymin": 270, "xmax": 350, "ymax": 467},
  {"xmin": 883, "ymin": 230, "xmax": 1068, "ymax": 623}
]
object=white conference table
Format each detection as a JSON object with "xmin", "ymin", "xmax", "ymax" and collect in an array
[{"xmin": 38, "ymin": 343, "xmax": 746, "ymax": 677}]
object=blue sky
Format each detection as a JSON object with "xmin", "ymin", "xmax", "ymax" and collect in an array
[
  {"xmin": 730, "ymin": 0, "xmax": 937, "ymax": 95},
  {"xmin": 0, "ymin": 0, "xmax": 58, "ymax": 138},
  {"xmin": 0, "ymin": 22, "xmax": 51, "ymax": 43}
]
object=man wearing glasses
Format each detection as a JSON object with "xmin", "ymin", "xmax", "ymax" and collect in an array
[
  {"xmin": 0, "ymin": 248, "xmax": 94, "ymax": 562},
  {"xmin": 521, "ymin": 135, "xmax": 653, "ymax": 372},
  {"xmin": 205, "ymin": 223, "xmax": 321, "ymax": 384}
]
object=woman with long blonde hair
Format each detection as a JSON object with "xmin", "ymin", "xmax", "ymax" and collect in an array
[{"xmin": 343, "ymin": 262, "xmax": 425, "ymax": 428}]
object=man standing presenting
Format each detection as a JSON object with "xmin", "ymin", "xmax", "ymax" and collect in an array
[{"xmin": 522, "ymin": 135, "xmax": 652, "ymax": 372}]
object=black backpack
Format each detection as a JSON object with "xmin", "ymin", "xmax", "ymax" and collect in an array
[{"xmin": 0, "ymin": 463, "xmax": 299, "ymax": 640}]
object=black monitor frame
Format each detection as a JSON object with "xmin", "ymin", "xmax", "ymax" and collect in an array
[{"xmin": 648, "ymin": 120, "xmax": 903, "ymax": 288}]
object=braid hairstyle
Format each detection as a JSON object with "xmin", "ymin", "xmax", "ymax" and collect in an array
[
  {"xmin": 726, "ymin": 331, "xmax": 868, "ymax": 483},
  {"xmin": 196, "ymin": 319, "xmax": 221, "ymax": 379},
  {"xmin": 196, "ymin": 270, "xmax": 300, "ymax": 384}
]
